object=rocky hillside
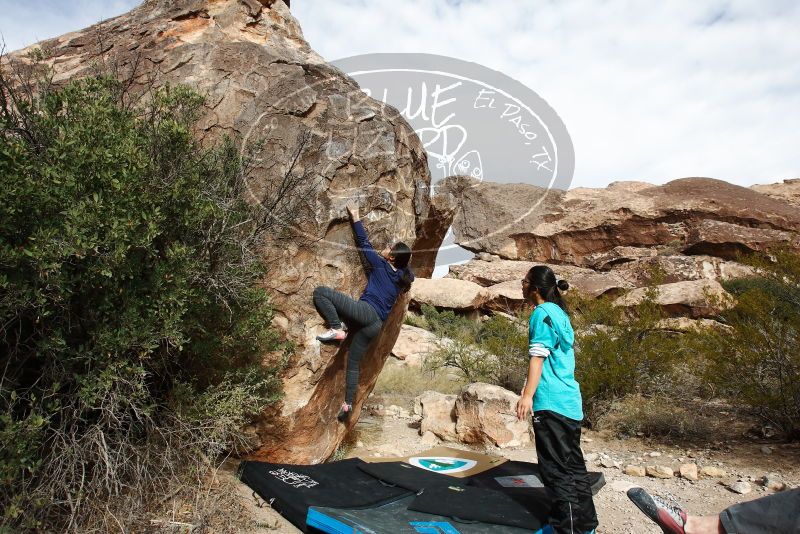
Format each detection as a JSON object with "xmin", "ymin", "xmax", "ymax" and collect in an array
[
  {"xmin": 412, "ymin": 177, "xmax": 800, "ymax": 320},
  {"xmin": 5, "ymin": 0, "xmax": 435, "ymax": 463}
]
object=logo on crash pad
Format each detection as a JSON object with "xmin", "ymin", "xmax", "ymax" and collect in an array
[{"xmin": 409, "ymin": 456, "xmax": 478, "ymax": 474}]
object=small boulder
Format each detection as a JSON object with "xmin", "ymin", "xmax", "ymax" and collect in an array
[
  {"xmin": 455, "ymin": 383, "xmax": 532, "ymax": 448},
  {"xmin": 762, "ymin": 473, "xmax": 787, "ymax": 492},
  {"xmin": 728, "ymin": 481, "xmax": 752, "ymax": 495},
  {"xmin": 600, "ymin": 458, "xmax": 619, "ymax": 469},
  {"xmin": 679, "ymin": 463, "xmax": 699, "ymax": 481},
  {"xmin": 700, "ymin": 466, "xmax": 727, "ymax": 478},
  {"xmin": 624, "ymin": 465, "xmax": 647, "ymax": 477},
  {"xmin": 584, "ymin": 452, "xmax": 599, "ymax": 463},
  {"xmin": 646, "ymin": 465, "xmax": 674, "ymax": 479}
]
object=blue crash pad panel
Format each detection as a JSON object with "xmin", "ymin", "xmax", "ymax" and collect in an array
[{"xmin": 307, "ymin": 495, "xmax": 553, "ymax": 534}]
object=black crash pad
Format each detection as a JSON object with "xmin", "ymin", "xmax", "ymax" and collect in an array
[
  {"xmin": 357, "ymin": 461, "xmax": 468, "ymax": 493},
  {"xmin": 468, "ymin": 460, "xmax": 606, "ymax": 495},
  {"xmin": 239, "ymin": 458, "xmax": 411, "ymax": 532},
  {"xmin": 408, "ymin": 484, "xmax": 551, "ymax": 531}
]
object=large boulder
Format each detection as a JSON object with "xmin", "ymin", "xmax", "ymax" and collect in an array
[
  {"xmin": 7, "ymin": 0, "xmax": 434, "ymax": 463},
  {"xmin": 414, "ymin": 391, "xmax": 458, "ymax": 442},
  {"xmin": 391, "ymin": 325, "xmax": 440, "ymax": 367},
  {"xmin": 447, "ymin": 177, "xmax": 800, "ymax": 264},
  {"xmin": 410, "ymin": 277, "xmax": 491, "ymax": 310},
  {"xmin": 484, "ymin": 280, "xmax": 526, "ymax": 312},
  {"xmin": 455, "ymin": 383, "xmax": 531, "ymax": 448},
  {"xmin": 614, "ymin": 280, "xmax": 735, "ymax": 318}
]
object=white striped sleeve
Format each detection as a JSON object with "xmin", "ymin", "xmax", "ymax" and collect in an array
[{"xmin": 529, "ymin": 342, "xmax": 551, "ymax": 358}]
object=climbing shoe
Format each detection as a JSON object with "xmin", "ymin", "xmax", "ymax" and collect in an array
[
  {"xmin": 317, "ymin": 328, "xmax": 346, "ymax": 343},
  {"xmin": 627, "ymin": 487, "xmax": 687, "ymax": 534},
  {"xmin": 337, "ymin": 402, "xmax": 352, "ymax": 422}
]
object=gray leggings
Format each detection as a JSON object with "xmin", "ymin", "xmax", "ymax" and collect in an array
[
  {"xmin": 719, "ymin": 488, "xmax": 800, "ymax": 533},
  {"xmin": 313, "ymin": 286, "xmax": 383, "ymax": 404}
]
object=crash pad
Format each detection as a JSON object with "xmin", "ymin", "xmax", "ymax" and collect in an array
[
  {"xmin": 239, "ymin": 458, "xmax": 411, "ymax": 532},
  {"xmin": 408, "ymin": 484, "xmax": 551, "ymax": 531},
  {"xmin": 307, "ymin": 495, "xmax": 552, "ymax": 534},
  {"xmin": 357, "ymin": 461, "xmax": 467, "ymax": 492},
  {"xmin": 468, "ymin": 460, "xmax": 606, "ymax": 495}
]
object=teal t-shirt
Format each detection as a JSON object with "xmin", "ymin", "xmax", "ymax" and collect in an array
[{"xmin": 528, "ymin": 302, "xmax": 583, "ymax": 421}]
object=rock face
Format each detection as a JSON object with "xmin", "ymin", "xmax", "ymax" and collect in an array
[
  {"xmin": 7, "ymin": 0, "xmax": 434, "ymax": 463},
  {"xmin": 448, "ymin": 177, "xmax": 800, "ymax": 265}
]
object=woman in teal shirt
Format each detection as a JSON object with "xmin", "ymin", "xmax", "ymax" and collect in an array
[{"xmin": 516, "ymin": 265, "xmax": 598, "ymax": 534}]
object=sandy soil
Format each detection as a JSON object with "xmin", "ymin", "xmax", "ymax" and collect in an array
[{"xmin": 223, "ymin": 410, "xmax": 799, "ymax": 534}]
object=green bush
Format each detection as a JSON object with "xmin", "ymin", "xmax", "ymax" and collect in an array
[
  {"xmin": 422, "ymin": 305, "xmax": 528, "ymax": 390},
  {"xmin": 704, "ymin": 250, "xmax": 800, "ymax": 439},
  {"xmin": 571, "ymin": 291, "xmax": 703, "ymax": 426},
  {"xmin": 0, "ymin": 68, "xmax": 292, "ymax": 531}
]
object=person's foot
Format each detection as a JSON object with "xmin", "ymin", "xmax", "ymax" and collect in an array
[
  {"xmin": 627, "ymin": 487, "xmax": 687, "ymax": 534},
  {"xmin": 316, "ymin": 328, "xmax": 346, "ymax": 343},
  {"xmin": 337, "ymin": 402, "xmax": 352, "ymax": 422}
]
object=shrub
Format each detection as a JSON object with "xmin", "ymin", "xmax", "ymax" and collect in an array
[
  {"xmin": 572, "ymin": 291, "xmax": 703, "ymax": 425},
  {"xmin": 422, "ymin": 306, "xmax": 528, "ymax": 390},
  {"xmin": 704, "ymin": 250, "xmax": 800, "ymax": 439},
  {"xmin": 0, "ymin": 65, "xmax": 297, "ymax": 531}
]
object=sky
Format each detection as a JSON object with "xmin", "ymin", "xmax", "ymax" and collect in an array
[{"xmin": 1, "ymin": 0, "xmax": 799, "ymax": 189}]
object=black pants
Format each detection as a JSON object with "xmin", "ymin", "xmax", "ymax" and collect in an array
[
  {"xmin": 313, "ymin": 286, "xmax": 383, "ymax": 404},
  {"xmin": 720, "ymin": 487, "xmax": 800, "ymax": 533},
  {"xmin": 533, "ymin": 410, "xmax": 598, "ymax": 534}
]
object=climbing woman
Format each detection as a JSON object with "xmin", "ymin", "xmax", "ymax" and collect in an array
[
  {"xmin": 516, "ymin": 265, "xmax": 598, "ymax": 534},
  {"xmin": 312, "ymin": 201, "xmax": 414, "ymax": 422}
]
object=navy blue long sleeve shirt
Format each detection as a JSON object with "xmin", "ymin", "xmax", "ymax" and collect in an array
[{"xmin": 353, "ymin": 220, "xmax": 412, "ymax": 321}]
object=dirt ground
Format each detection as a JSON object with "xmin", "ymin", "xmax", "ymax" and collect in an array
[{"xmin": 221, "ymin": 408, "xmax": 800, "ymax": 534}]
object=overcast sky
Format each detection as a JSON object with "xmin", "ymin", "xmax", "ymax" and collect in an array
[{"xmin": 2, "ymin": 0, "xmax": 798, "ymax": 189}]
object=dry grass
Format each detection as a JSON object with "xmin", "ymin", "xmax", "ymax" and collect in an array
[
  {"xmin": 597, "ymin": 394, "xmax": 729, "ymax": 442},
  {"xmin": 375, "ymin": 361, "xmax": 467, "ymax": 398}
]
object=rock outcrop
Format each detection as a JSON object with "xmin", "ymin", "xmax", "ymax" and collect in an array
[
  {"xmin": 751, "ymin": 179, "xmax": 800, "ymax": 208},
  {"xmin": 613, "ymin": 280, "xmax": 735, "ymax": 318},
  {"xmin": 7, "ymin": 0, "xmax": 435, "ymax": 463},
  {"xmin": 448, "ymin": 177, "xmax": 800, "ymax": 265},
  {"xmin": 448, "ymin": 259, "xmax": 632, "ymax": 297},
  {"xmin": 410, "ymin": 277, "xmax": 490, "ymax": 310}
]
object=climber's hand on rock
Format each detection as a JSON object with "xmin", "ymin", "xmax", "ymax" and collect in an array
[{"xmin": 346, "ymin": 201, "xmax": 360, "ymax": 221}]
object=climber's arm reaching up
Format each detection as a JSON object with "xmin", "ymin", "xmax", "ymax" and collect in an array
[{"xmin": 347, "ymin": 201, "xmax": 384, "ymax": 269}]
